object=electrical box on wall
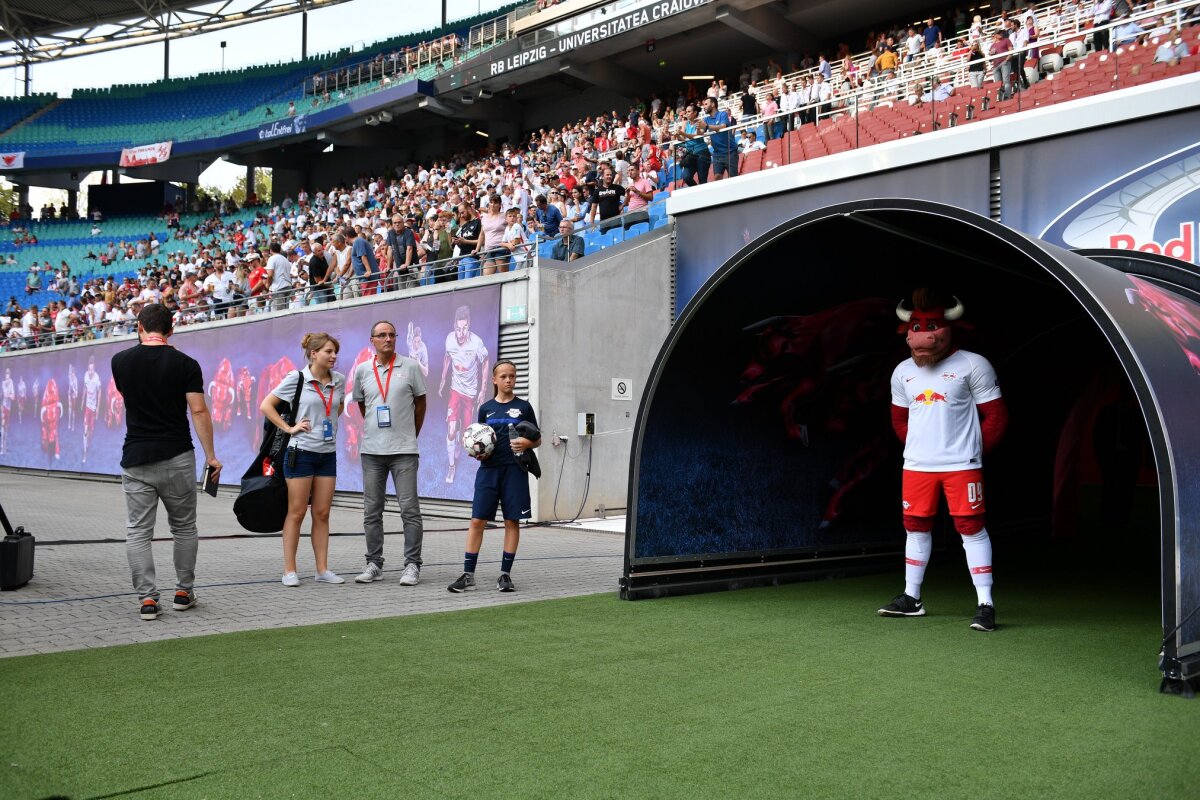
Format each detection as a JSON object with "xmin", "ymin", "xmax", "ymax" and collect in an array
[{"xmin": 577, "ymin": 412, "xmax": 595, "ymax": 436}]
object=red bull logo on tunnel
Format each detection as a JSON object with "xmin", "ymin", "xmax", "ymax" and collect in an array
[
  {"xmin": 1109, "ymin": 222, "xmax": 1194, "ymax": 263},
  {"xmin": 914, "ymin": 389, "xmax": 947, "ymax": 405},
  {"xmin": 1041, "ymin": 142, "xmax": 1200, "ymax": 267}
]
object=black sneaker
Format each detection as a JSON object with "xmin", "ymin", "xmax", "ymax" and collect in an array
[
  {"xmin": 173, "ymin": 591, "xmax": 197, "ymax": 611},
  {"xmin": 139, "ymin": 598, "xmax": 160, "ymax": 621},
  {"xmin": 877, "ymin": 593, "xmax": 925, "ymax": 617},
  {"xmin": 970, "ymin": 603, "xmax": 996, "ymax": 632},
  {"xmin": 497, "ymin": 573, "xmax": 515, "ymax": 593},
  {"xmin": 447, "ymin": 572, "xmax": 476, "ymax": 593}
]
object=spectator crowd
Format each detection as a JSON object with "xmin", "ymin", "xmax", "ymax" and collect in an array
[{"xmin": 3, "ymin": 0, "xmax": 1198, "ymax": 352}]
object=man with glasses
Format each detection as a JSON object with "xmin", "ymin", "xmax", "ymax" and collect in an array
[
  {"xmin": 354, "ymin": 320, "xmax": 427, "ymax": 586},
  {"xmin": 551, "ymin": 219, "xmax": 584, "ymax": 262}
]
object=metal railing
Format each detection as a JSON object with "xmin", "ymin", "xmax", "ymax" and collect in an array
[
  {"xmin": 304, "ymin": 35, "xmax": 464, "ymax": 97},
  {"xmin": 0, "ymin": 205, "xmax": 679, "ymax": 353},
  {"xmin": 658, "ymin": 0, "xmax": 1199, "ymax": 190},
  {"xmin": 722, "ymin": 0, "xmax": 1196, "ymax": 119},
  {"xmin": 469, "ymin": 12, "xmax": 515, "ymax": 49},
  {"xmin": 2, "ymin": 243, "xmax": 540, "ymax": 352}
]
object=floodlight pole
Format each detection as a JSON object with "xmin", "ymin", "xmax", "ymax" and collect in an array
[
  {"xmin": 164, "ymin": 35, "xmax": 170, "ymax": 79},
  {"xmin": 302, "ymin": 11, "xmax": 308, "ymax": 59}
]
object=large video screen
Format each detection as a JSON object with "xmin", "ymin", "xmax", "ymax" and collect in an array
[{"xmin": 0, "ymin": 285, "xmax": 500, "ymax": 502}]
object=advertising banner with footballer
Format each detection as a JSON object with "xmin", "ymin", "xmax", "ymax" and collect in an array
[{"xmin": 0, "ymin": 286, "xmax": 500, "ymax": 503}]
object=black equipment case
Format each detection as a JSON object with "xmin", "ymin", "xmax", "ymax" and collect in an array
[{"xmin": 0, "ymin": 501, "xmax": 34, "ymax": 590}]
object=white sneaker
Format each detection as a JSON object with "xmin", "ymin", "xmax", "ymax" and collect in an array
[
  {"xmin": 281, "ymin": 571, "xmax": 300, "ymax": 587},
  {"xmin": 399, "ymin": 564, "xmax": 420, "ymax": 586},
  {"xmin": 315, "ymin": 570, "xmax": 345, "ymax": 584},
  {"xmin": 355, "ymin": 563, "xmax": 383, "ymax": 583}
]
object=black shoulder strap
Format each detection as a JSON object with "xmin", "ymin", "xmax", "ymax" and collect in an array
[
  {"xmin": 287, "ymin": 369, "xmax": 304, "ymax": 424},
  {"xmin": 0, "ymin": 502, "xmax": 15, "ymax": 537}
]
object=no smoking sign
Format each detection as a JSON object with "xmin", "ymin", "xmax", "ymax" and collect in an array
[{"xmin": 611, "ymin": 378, "xmax": 633, "ymax": 401}]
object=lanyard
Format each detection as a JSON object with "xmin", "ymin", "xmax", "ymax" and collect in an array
[
  {"xmin": 372, "ymin": 356, "xmax": 394, "ymax": 401},
  {"xmin": 310, "ymin": 380, "xmax": 334, "ymax": 418}
]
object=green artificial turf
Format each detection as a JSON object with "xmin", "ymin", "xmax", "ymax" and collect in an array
[{"xmin": 2, "ymin": 568, "xmax": 1197, "ymax": 799}]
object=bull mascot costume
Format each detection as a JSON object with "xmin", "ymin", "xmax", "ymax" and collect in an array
[{"xmin": 878, "ymin": 288, "xmax": 1008, "ymax": 632}]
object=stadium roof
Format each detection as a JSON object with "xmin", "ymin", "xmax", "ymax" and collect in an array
[{"xmin": 0, "ymin": 0, "xmax": 354, "ymax": 68}]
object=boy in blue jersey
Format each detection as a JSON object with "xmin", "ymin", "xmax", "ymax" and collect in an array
[{"xmin": 448, "ymin": 360, "xmax": 541, "ymax": 593}]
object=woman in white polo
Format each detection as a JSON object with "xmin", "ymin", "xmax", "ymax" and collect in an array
[{"xmin": 260, "ymin": 332, "xmax": 346, "ymax": 586}]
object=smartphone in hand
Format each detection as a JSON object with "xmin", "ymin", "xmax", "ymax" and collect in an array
[{"xmin": 201, "ymin": 464, "xmax": 219, "ymax": 497}]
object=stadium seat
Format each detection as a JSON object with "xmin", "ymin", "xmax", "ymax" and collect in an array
[
  {"xmin": 1063, "ymin": 40, "xmax": 1087, "ymax": 63},
  {"xmin": 625, "ymin": 222, "xmax": 650, "ymax": 239},
  {"xmin": 1041, "ymin": 53, "xmax": 1064, "ymax": 74},
  {"xmin": 595, "ymin": 227, "xmax": 623, "ymax": 249}
]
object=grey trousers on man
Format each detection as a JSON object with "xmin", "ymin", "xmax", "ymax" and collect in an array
[
  {"xmin": 361, "ymin": 453, "xmax": 423, "ymax": 568},
  {"xmin": 123, "ymin": 449, "xmax": 198, "ymax": 600}
]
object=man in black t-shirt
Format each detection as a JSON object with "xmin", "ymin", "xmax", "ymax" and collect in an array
[
  {"xmin": 111, "ymin": 304, "xmax": 222, "ymax": 621},
  {"xmin": 307, "ymin": 241, "xmax": 333, "ymax": 304},
  {"xmin": 589, "ymin": 168, "xmax": 626, "ymax": 234}
]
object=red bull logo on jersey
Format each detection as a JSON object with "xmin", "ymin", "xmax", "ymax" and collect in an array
[{"xmin": 914, "ymin": 390, "xmax": 947, "ymax": 405}]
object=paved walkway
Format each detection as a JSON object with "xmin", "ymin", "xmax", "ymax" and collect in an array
[{"xmin": 0, "ymin": 471, "xmax": 625, "ymax": 658}]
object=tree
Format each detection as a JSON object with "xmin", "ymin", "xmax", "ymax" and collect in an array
[
  {"xmin": 0, "ymin": 181, "xmax": 18, "ymax": 220},
  {"xmin": 231, "ymin": 168, "xmax": 272, "ymax": 206}
]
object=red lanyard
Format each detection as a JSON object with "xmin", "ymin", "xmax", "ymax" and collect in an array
[
  {"xmin": 310, "ymin": 380, "xmax": 334, "ymax": 417},
  {"xmin": 372, "ymin": 356, "xmax": 394, "ymax": 401}
]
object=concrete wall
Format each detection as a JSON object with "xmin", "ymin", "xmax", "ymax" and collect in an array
[
  {"xmin": 304, "ymin": 148, "xmax": 410, "ymax": 191},
  {"xmin": 530, "ymin": 227, "xmax": 674, "ymax": 521},
  {"xmin": 521, "ymin": 85, "xmax": 633, "ymax": 133}
]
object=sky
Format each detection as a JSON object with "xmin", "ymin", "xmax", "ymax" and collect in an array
[{"xmin": 6, "ymin": 0, "xmax": 511, "ymax": 205}]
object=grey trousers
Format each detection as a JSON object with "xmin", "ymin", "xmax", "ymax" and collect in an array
[
  {"xmin": 123, "ymin": 449, "xmax": 198, "ymax": 600},
  {"xmin": 361, "ymin": 452, "xmax": 423, "ymax": 567}
]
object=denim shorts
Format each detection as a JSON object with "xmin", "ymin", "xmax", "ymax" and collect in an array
[{"xmin": 283, "ymin": 448, "xmax": 337, "ymax": 479}]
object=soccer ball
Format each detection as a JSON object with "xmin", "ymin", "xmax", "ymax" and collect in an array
[{"xmin": 462, "ymin": 422, "xmax": 496, "ymax": 459}]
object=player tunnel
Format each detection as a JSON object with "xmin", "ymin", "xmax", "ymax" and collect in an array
[{"xmin": 623, "ymin": 199, "xmax": 1200, "ymax": 690}]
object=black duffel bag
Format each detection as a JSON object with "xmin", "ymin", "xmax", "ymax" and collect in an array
[{"xmin": 233, "ymin": 371, "xmax": 301, "ymax": 533}]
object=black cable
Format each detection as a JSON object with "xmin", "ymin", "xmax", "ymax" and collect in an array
[
  {"xmin": 550, "ymin": 437, "xmax": 570, "ymax": 521},
  {"xmin": 1160, "ymin": 603, "xmax": 1200, "ymax": 651},
  {"xmin": 31, "ymin": 522, "xmax": 506, "ymax": 547},
  {"xmin": 566, "ymin": 435, "xmax": 593, "ymax": 524},
  {"xmin": 0, "ymin": 552, "xmax": 624, "ymax": 606}
]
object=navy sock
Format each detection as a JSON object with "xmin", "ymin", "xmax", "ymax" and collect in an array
[
  {"xmin": 464, "ymin": 552, "xmax": 479, "ymax": 574},
  {"xmin": 500, "ymin": 551, "xmax": 516, "ymax": 575}
]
